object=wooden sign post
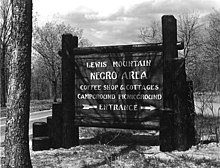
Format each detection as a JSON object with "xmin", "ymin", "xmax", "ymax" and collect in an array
[
  {"xmin": 159, "ymin": 15, "xmax": 178, "ymax": 151},
  {"xmin": 61, "ymin": 34, "xmax": 79, "ymax": 148}
]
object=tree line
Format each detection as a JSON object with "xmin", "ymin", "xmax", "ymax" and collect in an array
[
  {"xmin": 32, "ymin": 22, "xmax": 92, "ymax": 102},
  {"xmin": 1, "ymin": 2, "xmax": 92, "ymax": 107},
  {"xmin": 138, "ymin": 11, "xmax": 220, "ymax": 93},
  {"xmin": 1, "ymin": 7, "xmax": 220, "ymax": 108}
]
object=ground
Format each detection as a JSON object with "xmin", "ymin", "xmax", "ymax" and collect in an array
[
  {"xmin": 30, "ymin": 143, "xmax": 220, "ymax": 168},
  {"xmin": 1, "ymin": 128, "xmax": 220, "ymax": 168},
  {"xmin": 31, "ymin": 131, "xmax": 220, "ymax": 168}
]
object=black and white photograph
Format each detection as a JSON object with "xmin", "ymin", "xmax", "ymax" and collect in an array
[{"xmin": 0, "ymin": 0, "xmax": 220, "ymax": 167}]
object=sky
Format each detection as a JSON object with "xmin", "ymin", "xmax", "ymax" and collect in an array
[{"xmin": 33, "ymin": 0, "xmax": 220, "ymax": 46}]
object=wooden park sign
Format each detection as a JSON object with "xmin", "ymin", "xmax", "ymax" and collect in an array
[
  {"xmin": 32, "ymin": 15, "xmax": 195, "ymax": 152},
  {"xmin": 75, "ymin": 47, "xmax": 163, "ymax": 127}
]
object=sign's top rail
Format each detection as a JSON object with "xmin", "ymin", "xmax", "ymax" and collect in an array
[{"xmin": 73, "ymin": 42, "xmax": 184, "ymax": 56}]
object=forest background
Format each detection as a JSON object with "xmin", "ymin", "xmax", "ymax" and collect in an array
[{"xmin": 1, "ymin": 0, "xmax": 220, "ymax": 106}]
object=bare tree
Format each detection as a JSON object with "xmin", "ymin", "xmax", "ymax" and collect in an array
[
  {"xmin": 177, "ymin": 11, "xmax": 202, "ymax": 58},
  {"xmin": 138, "ymin": 12, "xmax": 202, "ymax": 55},
  {"xmin": 33, "ymin": 22, "xmax": 91, "ymax": 102},
  {"xmin": 138, "ymin": 11, "xmax": 205, "ymax": 91},
  {"xmin": 177, "ymin": 11, "xmax": 205, "ymax": 90},
  {"xmin": 0, "ymin": 0, "xmax": 12, "ymax": 107},
  {"xmin": 31, "ymin": 54, "xmax": 51, "ymax": 100},
  {"xmin": 204, "ymin": 10, "xmax": 220, "ymax": 92},
  {"xmin": 138, "ymin": 20, "xmax": 162, "ymax": 43},
  {"xmin": 4, "ymin": 0, "xmax": 32, "ymax": 167}
]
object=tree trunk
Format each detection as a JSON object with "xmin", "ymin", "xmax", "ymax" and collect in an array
[
  {"xmin": 0, "ymin": 44, "xmax": 7, "ymax": 107},
  {"xmin": 4, "ymin": 0, "xmax": 33, "ymax": 167},
  {"xmin": 52, "ymin": 79, "xmax": 57, "ymax": 102}
]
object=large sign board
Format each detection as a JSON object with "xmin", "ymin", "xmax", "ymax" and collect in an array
[
  {"xmin": 75, "ymin": 51, "xmax": 163, "ymax": 125},
  {"xmin": 60, "ymin": 16, "xmax": 194, "ymax": 151}
]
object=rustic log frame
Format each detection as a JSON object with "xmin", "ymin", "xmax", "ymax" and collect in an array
[
  {"xmin": 52, "ymin": 15, "xmax": 196, "ymax": 151},
  {"xmin": 61, "ymin": 34, "xmax": 79, "ymax": 148}
]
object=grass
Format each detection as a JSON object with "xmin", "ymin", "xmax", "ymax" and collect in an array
[
  {"xmin": 28, "ymin": 139, "xmax": 220, "ymax": 168},
  {"xmin": 29, "ymin": 99, "xmax": 55, "ymax": 112},
  {"xmin": 1, "ymin": 117, "xmax": 220, "ymax": 167},
  {"xmin": 195, "ymin": 114, "xmax": 220, "ymax": 143}
]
